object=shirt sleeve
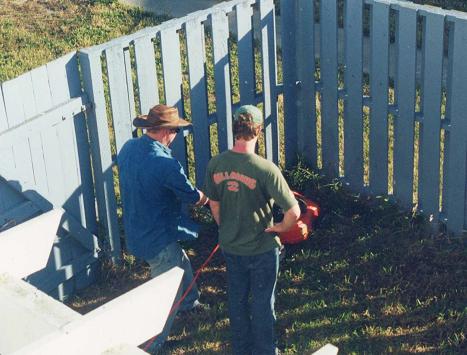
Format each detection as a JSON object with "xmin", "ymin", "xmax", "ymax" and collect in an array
[
  {"xmin": 163, "ymin": 159, "xmax": 200, "ymax": 204},
  {"xmin": 203, "ymin": 160, "xmax": 220, "ymax": 201},
  {"xmin": 264, "ymin": 164, "xmax": 297, "ymax": 211}
]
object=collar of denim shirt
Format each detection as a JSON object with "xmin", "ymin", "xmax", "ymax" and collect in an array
[{"xmin": 143, "ymin": 134, "xmax": 172, "ymax": 156}]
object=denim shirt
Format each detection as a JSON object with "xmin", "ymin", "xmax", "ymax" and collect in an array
[{"xmin": 118, "ymin": 135, "xmax": 200, "ymax": 260}]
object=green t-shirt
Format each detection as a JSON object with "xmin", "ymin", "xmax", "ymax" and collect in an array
[{"xmin": 204, "ymin": 150, "xmax": 297, "ymax": 255}]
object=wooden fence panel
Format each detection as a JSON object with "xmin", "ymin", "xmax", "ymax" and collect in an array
[
  {"xmin": 2, "ymin": 74, "xmax": 31, "ymax": 128},
  {"xmin": 393, "ymin": 5, "xmax": 417, "ymax": 208},
  {"xmin": 369, "ymin": 0, "xmax": 390, "ymax": 195},
  {"xmin": 294, "ymin": 0, "xmax": 316, "ymax": 166},
  {"xmin": 236, "ymin": 2, "xmax": 256, "ymax": 105},
  {"xmin": 444, "ymin": 18, "xmax": 467, "ymax": 234},
  {"xmin": 134, "ymin": 35, "xmax": 159, "ymax": 115},
  {"xmin": 11, "ymin": 142, "xmax": 34, "ymax": 191},
  {"xmin": 320, "ymin": 0, "xmax": 339, "ymax": 175},
  {"xmin": 186, "ymin": 18, "xmax": 211, "ymax": 186},
  {"xmin": 344, "ymin": 0, "xmax": 364, "ymax": 189},
  {"xmin": 105, "ymin": 45, "xmax": 133, "ymax": 154},
  {"xmin": 211, "ymin": 10, "xmax": 233, "ymax": 152},
  {"xmin": 160, "ymin": 28, "xmax": 188, "ymax": 172},
  {"xmin": 260, "ymin": 0, "xmax": 279, "ymax": 163},
  {"xmin": 28, "ymin": 134, "xmax": 49, "ymax": 200},
  {"xmin": 46, "ymin": 52, "xmax": 81, "ymax": 106},
  {"xmin": 418, "ymin": 12, "xmax": 444, "ymax": 221},
  {"xmin": 124, "ymin": 49, "xmax": 137, "ymax": 121}
]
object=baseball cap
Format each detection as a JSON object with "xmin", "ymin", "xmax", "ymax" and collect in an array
[{"xmin": 233, "ymin": 105, "xmax": 263, "ymax": 125}]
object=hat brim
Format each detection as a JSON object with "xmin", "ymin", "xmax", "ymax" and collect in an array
[{"xmin": 133, "ymin": 115, "xmax": 192, "ymax": 128}]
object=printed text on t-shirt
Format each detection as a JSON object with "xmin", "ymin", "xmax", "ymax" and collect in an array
[{"xmin": 213, "ymin": 171, "xmax": 257, "ymax": 191}]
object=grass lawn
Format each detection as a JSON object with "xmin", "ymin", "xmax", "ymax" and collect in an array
[
  {"xmin": 69, "ymin": 162, "xmax": 467, "ymax": 354},
  {"xmin": 1, "ymin": 0, "xmax": 466, "ymax": 354}
]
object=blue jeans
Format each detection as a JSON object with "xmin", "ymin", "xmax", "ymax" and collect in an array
[
  {"xmin": 223, "ymin": 248, "xmax": 280, "ymax": 355},
  {"xmin": 145, "ymin": 242, "xmax": 200, "ymax": 352}
]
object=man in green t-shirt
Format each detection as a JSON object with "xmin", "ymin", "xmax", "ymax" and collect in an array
[{"xmin": 204, "ymin": 105, "xmax": 300, "ymax": 355}]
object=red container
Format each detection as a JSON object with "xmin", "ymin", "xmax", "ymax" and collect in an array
[{"xmin": 278, "ymin": 191, "xmax": 319, "ymax": 245}]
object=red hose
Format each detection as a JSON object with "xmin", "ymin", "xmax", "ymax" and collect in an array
[{"xmin": 143, "ymin": 243, "xmax": 220, "ymax": 351}]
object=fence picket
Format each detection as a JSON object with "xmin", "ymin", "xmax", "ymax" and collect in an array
[
  {"xmin": 260, "ymin": 0, "xmax": 279, "ymax": 163},
  {"xmin": 393, "ymin": 6, "xmax": 417, "ymax": 207},
  {"xmin": 134, "ymin": 35, "xmax": 159, "ymax": 115},
  {"xmin": 30, "ymin": 66, "xmax": 53, "ymax": 115},
  {"xmin": 56, "ymin": 117, "xmax": 82, "ymax": 221},
  {"xmin": 211, "ymin": 10, "xmax": 233, "ymax": 152},
  {"xmin": 444, "ymin": 19, "xmax": 467, "ymax": 234},
  {"xmin": 2, "ymin": 74, "xmax": 31, "ymax": 127},
  {"xmin": 344, "ymin": 0, "xmax": 364, "ymax": 189},
  {"xmin": 46, "ymin": 52, "xmax": 81, "ymax": 105},
  {"xmin": 281, "ymin": 0, "xmax": 298, "ymax": 165},
  {"xmin": 105, "ymin": 45, "xmax": 133, "ymax": 154},
  {"xmin": 418, "ymin": 12, "xmax": 444, "ymax": 221},
  {"xmin": 320, "ymin": 0, "xmax": 339, "ymax": 174},
  {"xmin": 124, "ymin": 49, "xmax": 137, "ymax": 122},
  {"xmin": 160, "ymin": 28, "xmax": 188, "ymax": 172},
  {"xmin": 236, "ymin": 2, "xmax": 255, "ymax": 105},
  {"xmin": 79, "ymin": 50, "xmax": 121, "ymax": 262},
  {"xmin": 28, "ymin": 134, "xmax": 49, "ymax": 205},
  {"xmin": 185, "ymin": 19, "xmax": 211, "ymax": 186},
  {"xmin": 12, "ymin": 142, "xmax": 34, "ymax": 191},
  {"xmin": 369, "ymin": 0, "xmax": 390, "ymax": 195},
  {"xmin": 0, "ymin": 89, "xmax": 7, "ymax": 132}
]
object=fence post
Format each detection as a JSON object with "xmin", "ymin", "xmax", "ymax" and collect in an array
[
  {"xmin": 281, "ymin": 0, "xmax": 298, "ymax": 166},
  {"xmin": 79, "ymin": 49, "xmax": 121, "ymax": 263}
]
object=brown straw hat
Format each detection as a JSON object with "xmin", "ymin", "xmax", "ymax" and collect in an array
[{"xmin": 133, "ymin": 104, "xmax": 191, "ymax": 129}]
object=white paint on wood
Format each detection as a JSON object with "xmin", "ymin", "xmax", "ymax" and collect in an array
[
  {"xmin": 312, "ymin": 343, "xmax": 339, "ymax": 355},
  {"xmin": 0, "ymin": 209, "xmax": 63, "ymax": 278},
  {"xmin": 12, "ymin": 267, "xmax": 183, "ymax": 355},
  {"xmin": 0, "ymin": 273, "xmax": 81, "ymax": 354}
]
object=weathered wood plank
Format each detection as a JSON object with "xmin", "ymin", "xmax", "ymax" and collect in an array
[
  {"xmin": 185, "ymin": 18, "xmax": 210, "ymax": 186},
  {"xmin": 160, "ymin": 28, "xmax": 187, "ymax": 171},
  {"xmin": 444, "ymin": 19, "xmax": 467, "ymax": 234},
  {"xmin": 344, "ymin": 0, "xmax": 364, "ymax": 189},
  {"xmin": 134, "ymin": 35, "xmax": 159, "ymax": 115},
  {"xmin": 78, "ymin": 50, "xmax": 121, "ymax": 261},
  {"xmin": 211, "ymin": 10, "xmax": 233, "ymax": 152},
  {"xmin": 2, "ymin": 74, "xmax": 31, "ymax": 127},
  {"xmin": 295, "ymin": 0, "xmax": 316, "ymax": 166},
  {"xmin": 369, "ymin": 0, "xmax": 390, "ymax": 195},
  {"xmin": 28, "ymin": 133, "xmax": 49, "ymax": 199},
  {"xmin": 105, "ymin": 45, "xmax": 133, "ymax": 154},
  {"xmin": 124, "ymin": 48, "xmax": 137, "ymax": 123},
  {"xmin": 393, "ymin": 6, "xmax": 417, "ymax": 207},
  {"xmin": 235, "ymin": 1, "xmax": 255, "ymax": 105},
  {"xmin": 260, "ymin": 0, "xmax": 279, "ymax": 163},
  {"xmin": 418, "ymin": 12, "xmax": 444, "ymax": 221},
  {"xmin": 281, "ymin": 0, "xmax": 298, "ymax": 165},
  {"xmin": 320, "ymin": 0, "xmax": 339, "ymax": 174},
  {"xmin": 11, "ymin": 141, "xmax": 35, "ymax": 192}
]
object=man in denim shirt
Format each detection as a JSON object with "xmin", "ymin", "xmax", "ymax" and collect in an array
[{"xmin": 118, "ymin": 104, "xmax": 208, "ymax": 350}]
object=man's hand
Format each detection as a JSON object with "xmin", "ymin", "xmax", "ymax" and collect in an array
[
  {"xmin": 265, "ymin": 203, "xmax": 300, "ymax": 233},
  {"xmin": 195, "ymin": 190, "xmax": 209, "ymax": 207}
]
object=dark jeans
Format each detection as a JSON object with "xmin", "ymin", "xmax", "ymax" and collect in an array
[{"xmin": 223, "ymin": 248, "xmax": 280, "ymax": 355}]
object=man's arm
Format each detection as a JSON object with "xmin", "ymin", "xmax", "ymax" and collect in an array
[
  {"xmin": 209, "ymin": 200, "xmax": 221, "ymax": 226},
  {"xmin": 265, "ymin": 204, "xmax": 300, "ymax": 233}
]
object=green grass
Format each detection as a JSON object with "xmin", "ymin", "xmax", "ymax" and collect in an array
[{"xmin": 0, "ymin": 0, "xmax": 168, "ymax": 82}]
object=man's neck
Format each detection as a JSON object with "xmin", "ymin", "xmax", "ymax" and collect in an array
[
  {"xmin": 231, "ymin": 138, "xmax": 257, "ymax": 154},
  {"xmin": 146, "ymin": 131, "xmax": 170, "ymax": 147}
]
